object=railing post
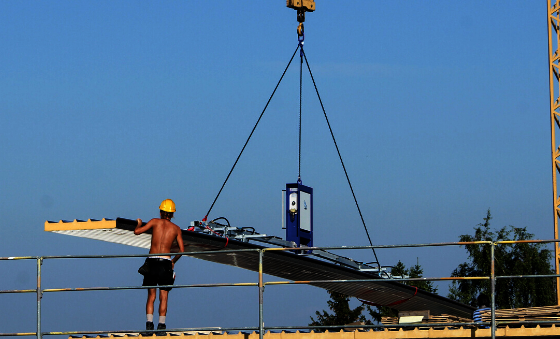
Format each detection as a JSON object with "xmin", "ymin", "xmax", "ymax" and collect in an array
[
  {"xmin": 37, "ymin": 257, "xmax": 43, "ymax": 339},
  {"xmin": 259, "ymin": 250, "xmax": 264, "ymax": 339},
  {"xmin": 490, "ymin": 243, "xmax": 495, "ymax": 339}
]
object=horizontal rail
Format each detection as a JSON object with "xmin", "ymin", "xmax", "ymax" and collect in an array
[
  {"xmin": 0, "ymin": 289, "xmax": 37, "ymax": 294},
  {"xmin": 43, "ymin": 281, "xmax": 258, "ymax": 293},
  {"xmin": 264, "ymin": 276, "xmax": 490, "ymax": 286},
  {"xmin": 0, "ymin": 333, "xmax": 36, "ymax": 337},
  {"xmin": 0, "ymin": 256, "xmax": 37, "ymax": 261},
  {"xmin": 262, "ymin": 241, "xmax": 494, "ymax": 252}
]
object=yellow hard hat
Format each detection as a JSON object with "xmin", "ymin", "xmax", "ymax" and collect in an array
[{"xmin": 159, "ymin": 199, "xmax": 176, "ymax": 213}]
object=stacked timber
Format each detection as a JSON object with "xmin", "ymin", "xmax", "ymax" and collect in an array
[
  {"xmin": 478, "ymin": 305, "xmax": 560, "ymax": 323},
  {"xmin": 380, "ymin": 317, "xmax": 399, "ymax": 325},
  {"xmin": 381, "ymin": 314, "xmax": 471, "ymax": 325},
  {"xmin": 382, "ymin": 305, "xmax": 560, "ymax": 326}
]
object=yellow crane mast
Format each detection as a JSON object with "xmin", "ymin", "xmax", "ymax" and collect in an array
[{"xmin": 548, "ymin": 0, "xmax": 560, "ymax": 305}]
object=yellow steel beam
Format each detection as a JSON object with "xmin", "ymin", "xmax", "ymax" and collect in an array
[
  {"xmin": 548, "ymin": 0, "xmax": 560, "ymax": 305},
  {"xmin": 44, "ymin": 219, "xmax": 117, "ymax": 232}
]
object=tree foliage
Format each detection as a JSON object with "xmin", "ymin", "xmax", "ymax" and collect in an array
[
  {"xmin": 367, "ymin": 260, "xmax": 438, "ymax": 320},
  {"xmin": 310, "ymin": 261, "xmax": 437, "ymax": 326},
  {"xmin": 392, "ymin": 260, "xmax": 438, "ymax": 294},
  {"xmin": 448, "ymin": 210, "xmax": 556, "ymax": 309},
  {"xmin": 309, "ymin": 290, "xmax": 370, "ymax": 329}
]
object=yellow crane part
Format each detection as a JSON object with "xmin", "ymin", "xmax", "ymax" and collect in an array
[
  {"xmin": 286, "ymin": 0, "xmax": 315, "ymax": 13},
  {"xmin": 287, "ymin": 0, "xmax": 315, "ymax": 38}
]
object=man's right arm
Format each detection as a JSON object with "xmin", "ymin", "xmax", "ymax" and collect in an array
[{"xmin": 171, "ymin": 227, "xmax": 184, "ymax": 267}]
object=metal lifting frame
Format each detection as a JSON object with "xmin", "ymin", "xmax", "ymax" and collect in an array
[
  {"xmin": 191, "ymin": 220, "xmax": 386, "ymax": 273},
  {"xmin": 548, "ymin": 0, "xmax": 560, "ymax": 305}
]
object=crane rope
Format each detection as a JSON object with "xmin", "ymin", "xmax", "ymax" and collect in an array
[
  {"xmin": 202, "ymin": 38, "xmax": 381, "ymax": 272},
  {"xmin": 298, "ymin": 31, "xmax": 304, "ymax": 184},
  {"xmin": 301, "ymin": 49, "xmax": 381, "ymax": 270},
  {"xmin": 203, "ymin": 45, "xmax": 300, "ymax": 222}
]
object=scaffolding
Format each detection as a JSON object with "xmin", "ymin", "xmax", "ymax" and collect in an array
[{"xmin": 1, "ymin": 240, "xmax": 559, "ymax": 339}]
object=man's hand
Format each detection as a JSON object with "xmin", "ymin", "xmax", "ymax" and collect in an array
[{"xmin": 134, "ymin": 218, "xmax": 145, "ymax": 235}]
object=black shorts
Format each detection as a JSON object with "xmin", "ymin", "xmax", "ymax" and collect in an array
[{"xmin": 141, "ymin": 258, "xmax": 175, "ymax": 291}]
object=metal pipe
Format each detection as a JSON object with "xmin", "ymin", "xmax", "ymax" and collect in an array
[
  {"xmin": 37, "ymin": 257, "xmax": 43, "ymax": 339},
  {"xmin": 495, "ymin": 273, "xmax": 560, "ymax": 279},
  {"xmin": 258, "ymin": 249, "xmax": 264, "ymax": 339},
  {"xmin": 263, "ymin": 241, "xmax": 494, "ymax": 252},
  {"xmin": 0, "ymin": 289, "xmax": 38, "ymax": 294},
  {"xmin": 491, "ymin": 243, "xmax": 495, "ymax": 339},
  {"xmin": 0, "ymin": 256, "xmax": 37, "ymax": 261},
  {"xmin": 37, "ymin": 248, "xmax": 259, "ymax": 260},
  {"xmin": 42, "ymin": 281, "xmax": 258, "ymax": 294},
  {"xmin": 263, "ymin": 276, "xmax": 488, "ymax": 287}
]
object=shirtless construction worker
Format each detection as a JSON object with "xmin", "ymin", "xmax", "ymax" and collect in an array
[{"xmin": 135, "ymin": 199, "xmax": 185, "ymax": 333}]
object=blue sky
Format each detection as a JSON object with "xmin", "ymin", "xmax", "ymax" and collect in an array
[{"xmin": 0, "ymin": 0, "xmax": 552, "ymax": 336}]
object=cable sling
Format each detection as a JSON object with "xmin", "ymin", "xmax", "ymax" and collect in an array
[
  {"xmin": 298, "ymin": 38, "xmax": 304, "ymax": 183},
  {"xmin": 302, "ymin": 49, "xmax": 381, "ymax": 270},
  {"xmin": 203, "ymin": 45, "xmax": 300, "ymax": 221}
]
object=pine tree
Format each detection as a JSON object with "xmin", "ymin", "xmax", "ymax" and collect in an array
[
  {"xmin": 448, "ymin": 210, "xmax": 556, "ymax": 308},
  {"xmin": 366, "ymin": 260, "xmax": 438, "ymax": 321},
  {"xmin": 309, "ymin": 290, "xmax": 370, "ymax": 330},
  {"xmin": 310, "ymin": 261, "xmax": 437, "ymax": 326}
]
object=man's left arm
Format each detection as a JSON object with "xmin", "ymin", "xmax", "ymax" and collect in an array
[{"xmin": 134, "ymin": 218, "xmax": 154, "ymax": 235}]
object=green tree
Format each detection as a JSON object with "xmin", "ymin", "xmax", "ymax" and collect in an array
[
  {"xmin": 366, "ymin": 260, "xmax": 438, "ymax": 321},
  {"xmin": 395, "ymin": 260, "xmax": 438, "ymax": 294},
  {"xmin": 448, "ymin": 210, "xmax": 556, "ymax": 309},
  {"xmin": 310, "ymin": 261, "xmax": 437, "ymax": 326},
  {"xmin": 309, "ymin": 290, "xmax": 370, "ymax": 329}
]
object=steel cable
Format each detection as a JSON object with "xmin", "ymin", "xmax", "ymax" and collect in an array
[
  {"xmin": 204, "ymin": 45, "xmax": 300, "ymax": 220},
  {"xmin": 302, "ymin": 49, "xmax": 381, "ymax": 270},
  {"xmin": 298, "ymin": 44, "xmax": 303, "ymax": 182}
]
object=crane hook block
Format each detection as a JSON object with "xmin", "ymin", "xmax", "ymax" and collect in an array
[{"xmin": 287, "ymin": 0, "xmax": 315, "ymax": 13}]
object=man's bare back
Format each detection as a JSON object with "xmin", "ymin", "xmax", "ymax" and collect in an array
[{"xmin": 135, "ymin": 218, "xmax": 185, "ymax": 263}]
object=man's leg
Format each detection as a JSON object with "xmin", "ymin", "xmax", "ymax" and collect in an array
[
  {"xmin": 157, "ymin": 262, "xmax": 173, "ymax": 333},
  {"xmin": 145, "ymin": 288, "xmax": 156, "ymax": 332},
  {"xmin": 156, "ymin": 289, "xmax": 169, "ymax": 334},
  {"xmin": 158, "ymin": 289, "xmax": 169, "ymax": 316},
  {"xmin": 147, "ymin": 288, "xmax": 157, "ymax": 316}
]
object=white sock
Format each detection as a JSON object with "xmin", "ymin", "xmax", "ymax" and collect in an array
[
  {"xmin": 159, "ymin": 316, "xmax": 166, "ymax": 324},
  {"xmin": 147, "ymin": 314, "xmax": 153, "ymax": 323}
]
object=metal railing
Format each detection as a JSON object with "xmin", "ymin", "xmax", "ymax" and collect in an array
[{"xmin": 1, "ymin": 239, "xmax": 559, "ymax": 339}]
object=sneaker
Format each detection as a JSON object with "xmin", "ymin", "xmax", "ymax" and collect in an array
[{"xmin": 156, "ymin": 323, "xmax": 166, "ymax": 336}]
